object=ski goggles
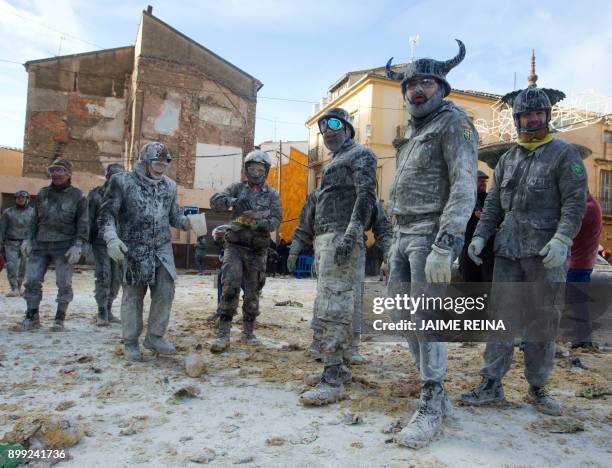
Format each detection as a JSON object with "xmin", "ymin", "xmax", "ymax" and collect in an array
[
  {"xmin": 318, "ymin": 117, "xmax": 344, "ymax": 133},
  {"xmin": 15, "ymin": 191, "xmax": 29, "ymax": 198},
  {"xmin": 47, "ymin": 166, "xmax": 68, "ymax": 176}
]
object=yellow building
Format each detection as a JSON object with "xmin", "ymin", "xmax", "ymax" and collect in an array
[
  {"xmin": 266, "ymin": 145, "xmax": 309, "ymax": 241},
  {"xmin": 306, "ymin": 65, "xmax": 612, "ymax": 249}
]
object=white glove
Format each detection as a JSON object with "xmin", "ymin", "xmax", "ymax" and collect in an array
[
  {"xmin": 107, "ymin": 238, "xmax": 128, "ymax": 262},
  {"xmin": 187, "ymin": 213, "xmax": 207, "ymax": 236},
  {"xmin": 467, "ymin": 236, "xmax": 486, "ymax": 266},
  {"xmin": 65, "ymin": 244, "xmax": 83, "ymax": 265},
  {"xmin": 539, "ymin": 233, "xmax": 571, "ymax": 269},
  {"xmin": 21, "ymin": 239, "xmax": 32, "ymax": 257},
  {"xmin": 424, "ymin": 245, "xmax": 452, "ymax": 283},
  {"xmin": 380, "ymin": 260, "xmax": 389, "ymax": 276}
]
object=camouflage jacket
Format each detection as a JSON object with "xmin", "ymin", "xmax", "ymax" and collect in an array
[
  {"xmin": 210, "ymin": 181, "xmax": 281, "ymax": 250},
  {"xmin": 0, "ymin": 206, "xmax": 35, "ymax": 244},
  {"xmin": 474, "ymin": 138, "xmax": 587, "ymax": 259},
  {"xmin": 389, "ymin": 100, "xmax": 478, "ymax": 252},
  {"xmin": 315, "ymin": 139, "xmax": 377, "ymax": 239},
  {"xmin": 31, "ymin": 184, "xmax": 88, "ymax": 245},
  {"xmin": 293, "ymin": 190, "xmax": 392, "ymax": 257},
  {"xmin": 99, "ymin": 163, "xmax": 188, "ymax": 285}
]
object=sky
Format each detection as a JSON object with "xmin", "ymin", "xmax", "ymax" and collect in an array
[{"xmin": 0, "ymin": 0, "xmax": 610, "ymax": 149}]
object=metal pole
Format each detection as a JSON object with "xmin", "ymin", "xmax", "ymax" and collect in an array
[{"xmin": 277, "ymin": 141, "xmax": 283, "ymax": 244}]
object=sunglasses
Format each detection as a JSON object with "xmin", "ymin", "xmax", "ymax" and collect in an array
[
  {"xmin": 319, "ymin": 117, "xmax": 344, "ymax": 133},
  {"xmin": 405, "ymin": 78, "xmax": 438, "ymax": 92}
]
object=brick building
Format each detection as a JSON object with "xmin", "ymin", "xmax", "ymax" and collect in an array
[
  {"xmin": 19, "ymin": 7, "xmax": 262, "ymax": 268},
  {"xmin": 22, "ymin": 7, "xmax": 261, "ymax": 200}
]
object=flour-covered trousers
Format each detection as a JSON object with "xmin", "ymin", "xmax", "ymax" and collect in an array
[
  {"xmin": 121, "ymin": 260, "xmax": 175, "ymax": 342},
  {"xmin": 480, "ymin": 256, "xmax": 566, "ymax": 387},
  {"xmin": 387, "ymin": 231, "xmax": 448, "ymax": 384},
  {"xmin": 217, "ymin": 242, "xmax": 267, "ymax": 322},
  {"xmin": 4, "ymin": 239, "xmax": 27, "ymax": 290},
  {"xmin": 312, "ymin": 232, "xmax": 365, "ymax": 367},
  {"xmin": 92, "ymin": 243, "xmax": 121, "ymax": 309},
  {"xmin": 24, "ymin": 241, "xmax": 74, "ymax": 309},
  {"xmin": 311, "ymin": 234, "xmax": 365, "ymax": 346}
]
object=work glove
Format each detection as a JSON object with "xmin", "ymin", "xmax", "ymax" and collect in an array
[
  {"xmin": 107, "ymin": 238, "xmax": 128, "ymax": 262},
  {"xmin": 424, "ymin": 245, "xmax": 453, "ymax": 283},
  {"xmin": 20, "ymin": 239, "xmax": 32, "ymax": 257},
  {"xmin": 334, "ymin": 233, "xmax": 356, "ymax": 266},
  {"xmin": 287, "ymin": 240, "xmax": 303, "ymax": 273},
  {"xmin": 186, "ymin": 213, "xmax": 207, "ymax": 236},
  {"xmin": 65, "ymin": 244, "xmax": 83, "ymax": 265},
  {"xmin": 230, "ymin": 197, "xmax": 252, "ymax": 213},
  {"xmin": 539, "ymin": 233, "xmax": 572, "ymax": 269},
  {"xmin": 467, "ymin": 236, "xmax": 486, "ymax": 266}
]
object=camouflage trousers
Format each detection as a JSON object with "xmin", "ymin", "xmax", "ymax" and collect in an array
[
  {"xmin": 3, "ymin": 239, "xmax": 27, "ymax": 290},
  {"xmin": 92, "ymin": 243, "xmax": 121, "ymax": 309},
  {"xmin": 24, "ymin": 240, "xmax": 74, "ymax": 309},
  {"xmin": 217, "ymin": 242, "xmax": 267, "ymax": 322},
  {"xmin": 388, "ymin": 231, "xmax": 448, "ymax": 384},
  {"xmin": 480, "ymin": 256, "xmax": 566, "ymax": 387},
  {"xmin": 312, "ymin": 232, "xmax": 365, "ymax": 367},
  {"xmin": 121, "ymin": 259, "xmax": 175, "ymax": 342}
]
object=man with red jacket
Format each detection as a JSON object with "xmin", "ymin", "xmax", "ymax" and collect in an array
[{"xmin": 566, "ymin": 193, "xmax": 602, "ymax": 349}]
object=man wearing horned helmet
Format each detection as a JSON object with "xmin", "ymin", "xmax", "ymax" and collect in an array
[{"xmin": 384, "ymin": 40, "xmax": 478, "ymax": 448}]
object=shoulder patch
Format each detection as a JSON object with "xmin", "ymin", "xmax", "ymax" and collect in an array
[
  {"xmin": 572, "ymin": 162, "xmax": 584, "ymax": 175},
  {"xmin": 463, "ymin": 128, "xmax": 472, "ymax": 141}
]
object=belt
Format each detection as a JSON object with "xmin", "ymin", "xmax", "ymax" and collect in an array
[{"xmin": 393, "ymin": 213, "xmax": 440, "ymax": 226}]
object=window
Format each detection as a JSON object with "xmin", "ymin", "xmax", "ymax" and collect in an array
[{"xmin": 600, "ymin": 170, "xmax": 612, "ymax": 215}]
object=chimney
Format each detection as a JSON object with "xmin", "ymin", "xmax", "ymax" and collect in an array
[{"xmin": 146, "ymin": 5, "xmax": 153, "ymax": 15}]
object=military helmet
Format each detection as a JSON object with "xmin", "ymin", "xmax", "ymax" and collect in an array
[
  {"xmin": 386, "ymin": 39, "xmax": 466, "ymax": 97},
  {"xmin": 317, "ymin": 107, "xmax": 355, "ymax": 139},
  {"xmin": 139, "ymin": 142, "xmax": 172, "ymax": 162},
  {"xmin": 244, "ymin": 149, "xmax": 271, "ymax": 185},
  {"xmin": 244, "ymin": 149, "xmax": 272, "ymax": 169}
]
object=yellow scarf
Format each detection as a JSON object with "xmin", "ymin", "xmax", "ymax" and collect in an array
[{"xmin": 516, "ymin": 133, "xmax": 554, "ymax": 152}]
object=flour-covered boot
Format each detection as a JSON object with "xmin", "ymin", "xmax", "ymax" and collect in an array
[
  {"xmin": 143, "ymin": 334, "xmax": 176, "ymax": 354},
  {"xmin": 299, "ymin": 364, "xmax": 349, "ymax": 406},
  {"xmin": 459, "ymin": 377, "xmax": 505, "ymax": 406},
  {"xmin": 210, "ymin": 318, "xmax": 231, "ymax": 353},
  {"xmin": 395, "ymin": 382, "xmax": 444, "ymax": 449}
]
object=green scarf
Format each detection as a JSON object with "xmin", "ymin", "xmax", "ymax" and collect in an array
[{"xmin": 516, "ymin": 133, "xmax": 553, "ymax": 152}]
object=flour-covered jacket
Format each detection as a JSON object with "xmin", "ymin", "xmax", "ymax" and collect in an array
[
  {"xmin": 388, "ymin": 100, "xmax": 478, "ymax": 252},
  {"xmin": 30, "ymin": 184, "xmax": 88, "ymax": 245},
  {"xmin": 210, "ymin": 182, "xmax": 281, "ymax": 250},
  {"xmin": 99, "ymin": 164, "xmax": 188, "ymax": 285},
  {"xmin": 474, "ymin": 138, "xmax": 587, "ymax": 259},
  {"xmin": 0, "ymin": 206, "xmax": 35, "ymax": 243},
  {"xmin": 314, "ymin": 140, "xmax": 377, "ymax": 239}
]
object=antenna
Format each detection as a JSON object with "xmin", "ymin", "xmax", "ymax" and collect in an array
[{"xmin": 409, "ymin": 35, "xmax": 419, "ymax": 61}]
